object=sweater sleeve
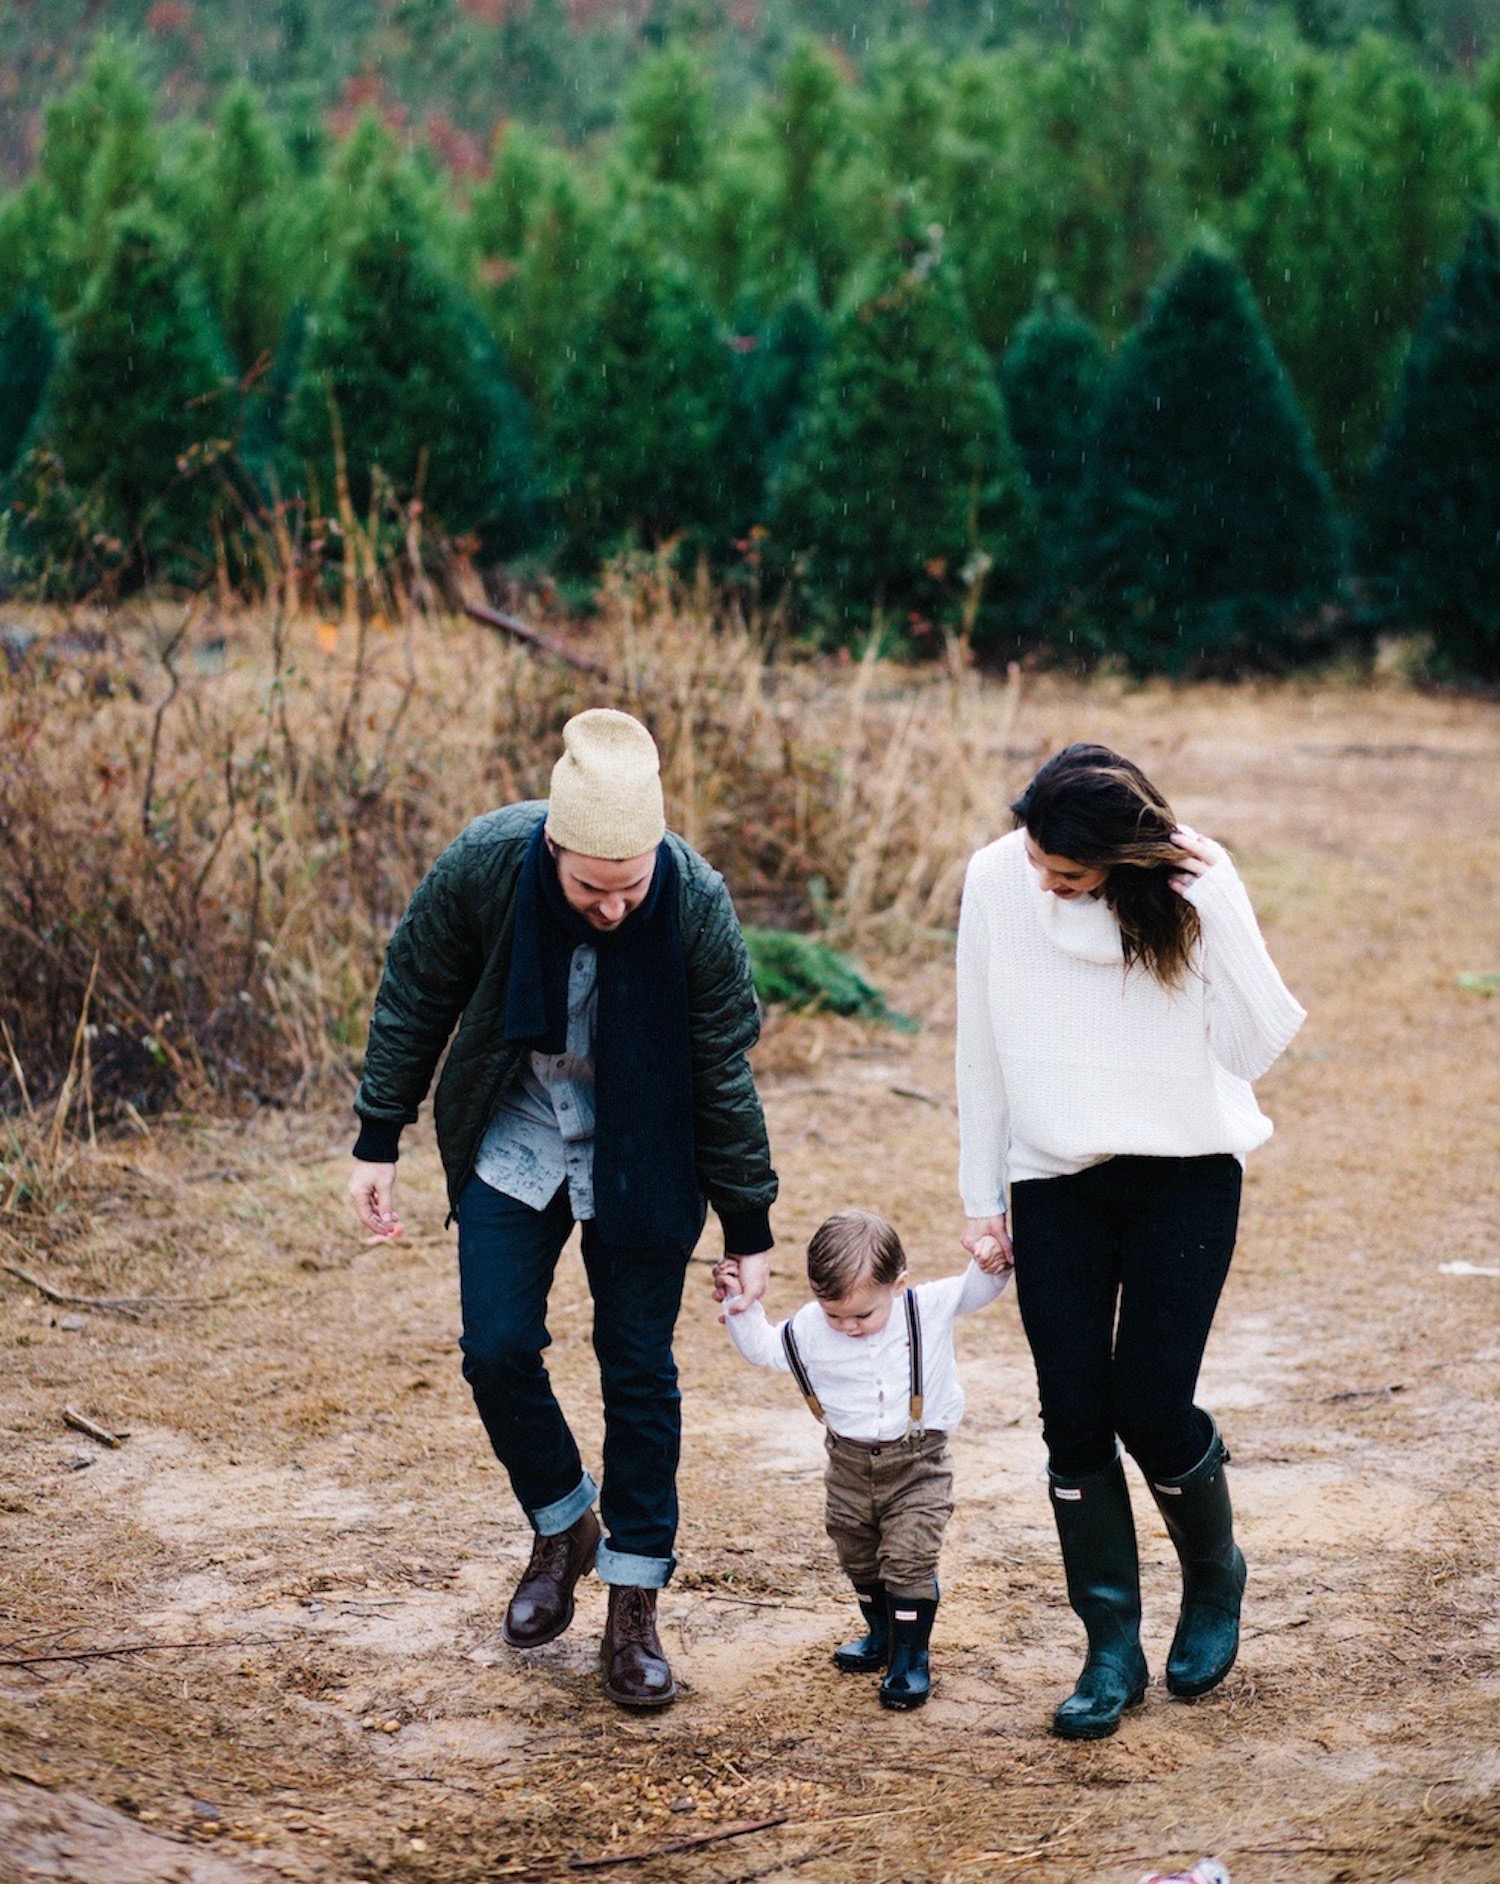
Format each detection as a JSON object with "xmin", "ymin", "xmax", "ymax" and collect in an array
[
  {"xmin": 955, "ymin": 852, "xmax": 1011, "ymax": 1218},
  {"xmin": 954, "ymin": 1257, "xmax": 1010, "ymax": 1314},
  {"xmin": 723, "ymin": 1300, "xmax": 792, "ymax": 1372},
  {"xmin": 1183, "ymin": 855, "xmax": 1307, "ymax": 1082},
  {"xmin": 917, "ymin": 1261, "xmax": 1010, "ymax": 1326}
]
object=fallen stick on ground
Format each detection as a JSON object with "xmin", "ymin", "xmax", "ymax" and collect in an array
[
  {"xmin": 0, "ymin": 1637, "xmax": 267, "ymax": 1669},
  {"xmin": 62, "ymin": 1406, "xmax": 127, "ymax": 1448},
  {"xmin": 692, "ymin": 1592, "xmax": 820, "ymax": 1612},
  {"xmin": 568, "ymin": 1813, "xmax": 790, "ymax": 1870},
  {"xmin": 463, "ymin": 600, "xmax": 611, "ymax": 678},
  {"xmin": 4, "ymin": 1258, "xmax": 223, "ymax": 1317},
  {"xmin": 2, "ymin": 1260, "xmax": 146, "ymax": 1319}
]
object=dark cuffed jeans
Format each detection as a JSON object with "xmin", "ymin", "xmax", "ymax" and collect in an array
[
  {"xmin": 1010, "ymin": 1153, "xmax": 1243, "ymax": 1482},
  {"xmin": 456, "ymin": 1175, "xmax": 690, "ymax": 1586}
]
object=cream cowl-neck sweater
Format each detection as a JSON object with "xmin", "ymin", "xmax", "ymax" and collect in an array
[{"xmin": 956, "ymin": 828, "xmax": 1306, "ymax": 1218}]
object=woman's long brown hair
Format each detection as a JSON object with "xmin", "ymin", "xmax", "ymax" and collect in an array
[{"xmin": 1011, "ymin": 744, "xmax": 1200, "ymax": 988}]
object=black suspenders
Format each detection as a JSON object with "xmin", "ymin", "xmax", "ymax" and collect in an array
[{"xmin": 782, "ymin": 1291, "xmax": 925, "ymax": 1430}]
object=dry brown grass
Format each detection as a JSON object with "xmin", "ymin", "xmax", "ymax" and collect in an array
[{"xmin": 1, "ymin": 568, "xmax": 1023, "ymax": 1130}]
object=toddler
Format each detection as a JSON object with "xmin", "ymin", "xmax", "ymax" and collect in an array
[{"xmin": 718, "ymin": 1208, "xmax": 1009, "ymax": 1709}]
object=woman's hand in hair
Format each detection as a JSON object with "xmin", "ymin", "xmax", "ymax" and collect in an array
[
  {"xmin": 963, "ymin": 1214, "xmax": 1013, "ymax": 1273},
  {"xmin": 1169, "ymin": 826, "xmax": 1230, "ymax": 896}
]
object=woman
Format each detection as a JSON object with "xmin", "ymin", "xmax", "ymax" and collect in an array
[{"xmin": 956, "ymin": 743, "xmax": 1305, "ymax": 1739}]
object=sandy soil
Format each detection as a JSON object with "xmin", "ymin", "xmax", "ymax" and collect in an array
[{"xmin": 1, "ymin": 679, "xmax": 1497, "ymax": 1884}]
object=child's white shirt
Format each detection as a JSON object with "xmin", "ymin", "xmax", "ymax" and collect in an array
[{"xmin": 724, "ymin": 1261, "xmax": 1008, "ymax": 1442}]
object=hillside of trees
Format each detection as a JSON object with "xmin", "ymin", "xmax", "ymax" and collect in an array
[
  {"xmin": 6, "ymin": 0, "xmax": 1500, "ymax": 181},
  {"xmin": 2, "ymin": 0, "xmax": 1499, "ymax": 675}
]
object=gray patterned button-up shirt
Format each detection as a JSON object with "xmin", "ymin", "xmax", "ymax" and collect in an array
[{"xmin": 474, "ymin": 945, "xmax": 597, "ymax": 1218}]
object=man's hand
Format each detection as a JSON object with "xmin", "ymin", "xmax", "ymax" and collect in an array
[
  {"xmin": 348, "ymin": 1161, "xmax": 404, "ymax": 1239},
  {"xmin": 713, "ymin": 1251, "xmax": 770, "ymax": 1317},
  {"xmin": 962, "ymin": 1213, "xmax": 1013, "ymax": 1272}
]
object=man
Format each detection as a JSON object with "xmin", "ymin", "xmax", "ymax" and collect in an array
[{"xmin": 348, "ymin": 709, "xmax": 775, "ymax": 1708}]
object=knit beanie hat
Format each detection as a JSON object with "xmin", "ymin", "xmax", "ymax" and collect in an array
[{"xmin": 544, "ymin": 709, "xmax": 666, "ymax": 859}]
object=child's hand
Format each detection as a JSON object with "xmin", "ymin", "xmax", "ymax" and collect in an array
[
  {"xmin": 713, "ymin": 1253, "xmax": 768, "ymax": 1322},
  {"xmin": 973, "ymin": 1235, "xmax": 1013, "ymax": 1276},
  {"xmin": 712, "ymin": 1258, "xmax": 745, "ymax": 1323},
  {"xmin": 963, "ymin": 1214, "xmax": 1012, "ymax": 1271}
]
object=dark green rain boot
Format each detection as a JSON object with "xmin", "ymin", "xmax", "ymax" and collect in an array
[
  {"xmin": 878, "ymin": 1592, "xmax": 937, "ymax": 1710},
  {"xmin": 833, "ymin": 1581, "xmax": 889, "ymax": 1673},
  {"xmin": 1147, "ymin": 1419, "xmax": 1247, "ymax": 1699},
  {"xmin": 1049, "ymin": 1454, "xmax": 1149, "ymax": 1740}
]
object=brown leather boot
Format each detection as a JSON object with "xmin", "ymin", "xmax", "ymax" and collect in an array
[
  {"xmin": 502, "ymin": 1508, "xmax": 600, "ymax": 1649},
  {"xmin": 600, "ymin": 1584, "xmax": 676, "ymax": 1709}
]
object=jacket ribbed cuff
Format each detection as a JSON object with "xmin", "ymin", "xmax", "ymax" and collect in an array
[
  {"xmin": 717, "ymin": 1206, "xmax": 773, "ymax": 1257},
  {"xmin": 352, "ymin": 1117, "xmax": 403, "ymax": 1164}
]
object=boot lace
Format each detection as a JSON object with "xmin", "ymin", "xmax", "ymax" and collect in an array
[
  {"xmin": 610, "ymin": 1586, "xmax": 656, "ymax": 1645},
  {"xmin": 527, "ymin": 1529, "xmax": 574, "ymax": 1582}
]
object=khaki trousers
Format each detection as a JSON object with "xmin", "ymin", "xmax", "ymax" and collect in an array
[{"xmin": 823, "ymin": 1427, "xmax": 954, "ymax": 1601}]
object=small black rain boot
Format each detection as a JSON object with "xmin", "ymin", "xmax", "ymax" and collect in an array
[
  {"xmin": 833, "ymin": 1581, "xmax": 889, "ymax": 1673},
  {"xmin": 1147, "ymin": 1419, "xmax": 1247, "ymax": 1699},
  {"xmin": 1049, "ymin": 1455, "xmax": 1149, "ymax": 1740},
  {"xmin": 878, "ymin": 1591, "xmax": 937, "ymax": 1710}
]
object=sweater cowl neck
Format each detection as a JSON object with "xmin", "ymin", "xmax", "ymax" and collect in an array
[{"xmin": 1017, "ymin": 832, "xmax": 1123, "ymax": 965}]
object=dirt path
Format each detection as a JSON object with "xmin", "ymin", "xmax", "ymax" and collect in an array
[{"xmin": 2, "ymin": 681, "xmax": 1497, "ymax": 1883}]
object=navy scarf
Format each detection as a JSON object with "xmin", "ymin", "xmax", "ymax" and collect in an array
[{"xmin": 503, "ymin": 821, "xmax": 701, "ymax": 1249}]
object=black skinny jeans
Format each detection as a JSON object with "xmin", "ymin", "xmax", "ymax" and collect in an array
[{"xmin": 1010, "ymin": 1153, "xmax": 1243, "ymax": 1482}]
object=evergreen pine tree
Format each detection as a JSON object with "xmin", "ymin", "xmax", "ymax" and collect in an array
[
  {"xmin": 546, "ymin": 226, "xmax": 742, "ymax": 568},
  {"xmin": 35, "ymin": 35, "xmax": 161, "ymax": 312},
  {"xmin": 470, "ymin": 124, "xmax": 601, "ymax": 410},
  {"xmin": 1234, "ymin": 57, "xmax": 1371, "ymax": 494},
  {"xmin": 240, "ymin": 301, "xmax": 309, "ymax": 487},
  {"xmin": 620, "ymin": 41, "xmax": 714, "ymax": 192},
  {"xmin": 1170, "ymin": 18, "xmax": 1291, "ymax": 220},
  {"xmin": 730, "ymin": 286, "xmax": 829, "ymax": 495},
  {"xmin": 864, "ymin": 38, "xmax": 948, "ymax": 190},
  {"xmin": 757, "ymin": 38, "xmax": 865, "ymax": 309},
  {"xmin": 937, "ymin": 53, "xmax": 1053, "ymax": 356},
  {"xmin": 196, "ymin": 85, "xmax": 296, "ymax": 374},
  {"xmin": 23, "ymin": 208, "xmax": 233, "ymax": 585},
  {"xmin": 1356, "ymin": 210, "xmax": 1500, "ymax": 678},
  {"xmin": 0, "ymin": 189, "xmax": 58, "ymax": 327},
  {"xmin": 771, "ymin": 237, "xmax": 1032, "ymax": 649},
  {"xmin": 286, "ymin": 172, "xmax": 535, "ymax": 554},
  {"xmin": 999, "ymin": 282, "xmax": 1108, "ymax": 544},
  {"xmin": 0, "ymin": 294, "xmax": 58, "ymax": 481},
  {"xmin": 1324, "ymin": 37, "xmax": 1487, "ymax": 486},
  {"xmin": 1070, "ymin": 244, "xmax": 1340, "ymax": 675}
]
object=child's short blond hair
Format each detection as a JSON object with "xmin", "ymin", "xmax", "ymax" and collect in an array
[{"xmin": 807, "ymin": 1209, "xmax": 908, "ymax": 1301}]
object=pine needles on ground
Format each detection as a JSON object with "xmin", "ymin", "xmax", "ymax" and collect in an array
[{"xmin": 743, "ymin": 928, "xmax": 916, "ymax": 1031}]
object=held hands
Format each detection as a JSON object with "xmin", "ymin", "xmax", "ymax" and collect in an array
[
  {"xmin": 962, "ymin": 1214, "xmax": 1013, "ymax": 1275},
  {"xmin": 713, "ymin": 1251, "xmax": 769, "ymax": 1322},
  {"xmin": 348, "ymin": 1160, "xmax": 404, "ymax": 1240},
  {"xmin": 1168, "ymin": 825, "xmax": 1229, "ymax": 897}
]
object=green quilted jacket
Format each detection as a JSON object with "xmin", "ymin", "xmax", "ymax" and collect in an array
[{"xmin": 353, "ymin": 802, "xmax": 777, "ymax": 1252}]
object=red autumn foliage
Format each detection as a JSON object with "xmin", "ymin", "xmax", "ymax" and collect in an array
[
  {"xmin": 564, "ymin": 0, "xmax": 652, "ymax": 26},
  {"xmin": 424, "ymin": 112, "xmax": 487, "ymax": 180},
  {"xmin": 146, "ymin": 2, "xmax": 195, "ymax": 35}
]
